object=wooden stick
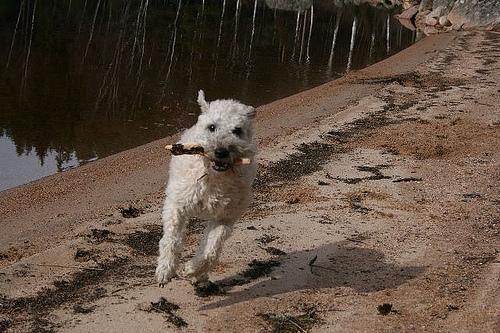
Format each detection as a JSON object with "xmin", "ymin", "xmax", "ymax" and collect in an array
[
  {"xmin": 165, "ymin": 143, "xmax": 251, "ymax": 165},
  {"xmin": 34, "ymin": 263, "xmax": 104, "ymax": 271},
  {"xmin": 287, "ymin": 318, "xmax": 307, "ymax": 333},
  {"xmin": 165, "ymin": 143, "xmax": 205, "ymax": 155},
  {"xmin": 236, "ymin": 158, "xmax": 251, "ymax": 165}
]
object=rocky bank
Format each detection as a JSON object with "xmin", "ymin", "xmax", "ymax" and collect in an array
[{"xmin": 399, "ymin": 0, "xmax": 500, "ymax": 34}]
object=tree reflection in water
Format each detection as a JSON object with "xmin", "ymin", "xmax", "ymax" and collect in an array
[{"xmin": 0, "ymin": 0, "xmax": 414, "ymax": 191}]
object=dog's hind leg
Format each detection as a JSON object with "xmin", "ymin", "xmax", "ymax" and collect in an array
[
  {"xmin": 156, "ymin": 203, "xmax": 187, "ymax": 286},
  {"xmin": 184, "ymin": 222, "xmax": 233, "ymax": 283}
]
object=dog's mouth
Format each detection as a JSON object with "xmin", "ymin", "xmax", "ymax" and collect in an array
[{"xmin": 211, "ymin": 160, "xmax": 231, "ymax": 172}]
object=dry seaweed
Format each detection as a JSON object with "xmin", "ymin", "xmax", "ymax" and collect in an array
[
  {"xmin": 254, "ymin": 142, "xmax": 341, "ymax": 188},
  {"xmin": 0, "ymin": 258, "xmax": 127, "ymax": 329},
  {"xmin": 286, "ymin": 197, "xmax": 301, "ymax": 204},
  {"xmin": 194, "ymin": 281, "xmax": 226, "ymax": 298},
  {"xmin": 377, "ymin": 303, "xmax": 394, "ymax": 315},
  {"xmin": 0, "ymin": 318, "xmax": 11, "ymax": 333},
  {"xmin": 144, "ymin": 298, "xmax": 188, "ymax": 328},
  {"xmin": 125, "ymin": 225, "xmax": 162, "ymax": 256},
  {"xmin": 217, "ymin": 259, "xmax": 282, "ymax": 289},
  {"xmin": 258, "ymin": 307, "xmax": 320, "ymax": 333},
  {"xmin": 256, "ymin": 234, "xmax": 279, "ymax": 244},
  {"xmin": 88, "ymin": 229, "xmax": 113, "ymax": 243},
  {"xmin": 392, "ymin": 177, "xmax": 423, "ymax": 183},
  {"xmin": 73, "ymin": 304, "xmax": 95, "ymax": 314},
  {"xmin": 74, "ymin": 248, "xmax": 95, "ymax": 262},
  {"xmin": 264, "ymin": 247, "xmax": 287, "ymax": 256},
  {"xmin": 242, "ymin": 259, "xmax": 280, "ymax": 279},
  {"xmin": 120, "ymin": 206, "xmax": 142, "ymax": 218}
]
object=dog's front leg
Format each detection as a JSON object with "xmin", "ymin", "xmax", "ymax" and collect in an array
[
  {"xmin": 184, "ymin": 222, "xmax": 233, "ymax": 283},
  {"xmin": 156, "ymin": 203, "xmax": 186, "ymax": 287}
]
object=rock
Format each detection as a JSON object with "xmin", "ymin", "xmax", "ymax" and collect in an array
[
  {"xmin": 398, "ymin": 5, "xmax": 419, "ymax": 20},
  {"xmin": 397, "ymin": 17, "xmax": 417, "ymax": 31},
  {"xmin": 425, "ymin": 16, "xmax": 439, "ymax": 26},
  {"xmin": 428, "ymin": 5, "xmax": 447, "ymax": 18},
  {"xmin": 419, "ymin": 0, "xmax": 433, "ymax": 12},
  {"xmin": 445, "ymin": 0, "xmax": 500, "ymax": 30},
  {"xmin": 415, "ymin": 0, "xmax": 500, "ymax": 32},
  {"xmin": 433, "ymin": 0, "xmax": 455, "ymax": 9},
  {"xmin": 443, "ymin": 25, "xmax": 454, "ymax": 32},
  {"xmin": 423, "ymin": 25, "xmax": 439, "ymax": 35},
  {"xmin": 420, "ymin": 9, "xmax": 431, "ymax": 17},
  {"xmin": 439, "ymin": 15, "xmax": 451, "ymax": 26},
  {"xmin": 415, "ymin": 10, "xmax": 430, "ymax": 27},
  {"xmin": 402, "ymin": 0, "xmax": 415, "ymax": 10}
]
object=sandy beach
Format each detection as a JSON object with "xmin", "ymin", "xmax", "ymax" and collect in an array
[{"xmin": 0, "ymin": 30, "xmax": 499, "ymax": 332}]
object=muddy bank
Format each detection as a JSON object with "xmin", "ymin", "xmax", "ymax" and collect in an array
[{"xmin": 0, "ymin": 31, "xmax": 499, "ymax": 332}]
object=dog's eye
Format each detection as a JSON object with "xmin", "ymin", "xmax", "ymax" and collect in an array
[
  {"xmin": 232, "ymin": 127, "xmax": 243, "ymax": 136},
  {"xmin": 208, "ymin": 124, "xmax": 216, "ymax": 132}
]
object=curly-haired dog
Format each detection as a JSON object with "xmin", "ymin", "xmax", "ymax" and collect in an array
[{"xmin": 156, "ymin": 90, "xmax": 257, "ymax": 286}]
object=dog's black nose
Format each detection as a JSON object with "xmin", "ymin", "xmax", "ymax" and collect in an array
[{"xmin": 214, "ymin": 148, "xmax": 230, "ymax": 159}]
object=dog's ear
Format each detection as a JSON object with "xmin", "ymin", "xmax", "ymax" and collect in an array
[
  {"xmin": 197, "ymin": 90, "xmax": 209, "ymax": 113},
  {"xmin": 246, "ymin": 106, "xmax": 256, "ymax": 119}
]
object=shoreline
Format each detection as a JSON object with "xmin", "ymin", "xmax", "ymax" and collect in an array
[{"xmin": 0, "ymin": 33, "xmax": 453, "ymax": 254}]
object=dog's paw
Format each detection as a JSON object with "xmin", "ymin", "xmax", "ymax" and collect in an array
[
  {"xmin": 182, "ymin": 261, "xmax": 208, "ymax": 283},
  {"xmin": 182, "ymin": 261, "xmax": 198, "ymax": 277},
  {"xmin": 156, "ymin": 264, "xmax": 177, "ymax": 288}
]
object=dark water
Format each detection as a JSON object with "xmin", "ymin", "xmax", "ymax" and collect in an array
[{"xmin": 0, "ymin": 0, "xmax": 415, "ymax": 191}]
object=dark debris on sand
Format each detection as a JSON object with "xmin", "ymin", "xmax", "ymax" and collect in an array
[
  {"xmin": 242, "ymin": 259, "xmax": 281, "ymax": 279},
  {"xmin": 125, "ymin": 225, "xmax": 162, "ymax": 256},
  {"xmin": 377, "ymin": 303, "xmax": 396, "ymax": 315},
  {"xmin": 88, "ymin": 228, "xmax": 114, "ymax": 243},
  {"xmin": 256, "ymin": 234, "xmax": 279, "ymax": 244},
  {"xmin": 120, "ymin": 206, "xmax": 142, "ymax": 218},
  {"xmin": 0, "ymin": 258, "xmax": 128, "ymax": 331},
  {"xmin": 0, "ymin": 318, "xmax": 11, "ymax": 333},
  {"xmin": 258, "ymin": 306, "xmax": 320, "ymax": 333},
  {"xmin": 74, "ymin": 248, "xmax": 97, "ymax": 262},
  {"xmin": 254, "ymin": 142, "xmax": 341, "ymax": 188},
  {"xmin": 216, "ymin": 259, "xmax": 282, "ymax": 289},
  {"xmin": 73, "ymin": 304, "xmax": 95, "ymax": 314},
  {"xmin": 142, "ymin": 297, "xmax": 188, "ymax": 328},
  {"xmin": 264, "ymin": 247, "xmax": 287, "ymax": 256},
  {"xmin": 194, "ymin": 280, "xmax": 226, "ymax": 298}
]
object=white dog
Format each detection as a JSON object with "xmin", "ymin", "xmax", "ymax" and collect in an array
[{"xmin": 156, "ymin": 90, "xmax": 257, "ymax": 286}]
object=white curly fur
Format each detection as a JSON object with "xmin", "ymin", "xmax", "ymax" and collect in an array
[{"xmin": 156, "ymin": 90, "xmax": 257, "ymax": 286}]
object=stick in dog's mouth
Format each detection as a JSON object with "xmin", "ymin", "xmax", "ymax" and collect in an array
[{"xmin": 165, "ymin": 143, "xmax": 251, "ymax": 166}]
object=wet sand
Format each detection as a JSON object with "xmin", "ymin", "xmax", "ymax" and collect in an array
[{"xmin": 0, "ymin": 31, "xmax": 499, "ymax": 332}]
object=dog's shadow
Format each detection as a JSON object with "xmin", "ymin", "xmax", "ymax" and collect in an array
[{"xmin": 201, "ymin": 241, "xmax": 424, "ymax": 309}]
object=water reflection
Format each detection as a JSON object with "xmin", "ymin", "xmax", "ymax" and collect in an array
[
  {"xmin": 0, "ymin": 136, "xmax": 80, "ymax": 190},
  {"xmin": 0, "ymin": 0, "xmax": 414, "ymax": 191}
]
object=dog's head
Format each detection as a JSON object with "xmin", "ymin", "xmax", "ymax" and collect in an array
[{"xmin": 193, "ymin": 90, "xmax": 256, "ymax": 172}]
